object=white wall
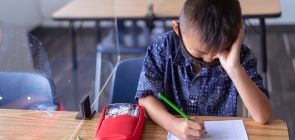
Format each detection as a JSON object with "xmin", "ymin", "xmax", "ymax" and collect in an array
[
  {"xmin": 0, "ymin": 0, "xmax": 294, "ymax": 31},
  {"xmin": 0, "ymin": 0, "xmax": 42, "ymax": 31},
  {"xmin": 249, "ymin": 0, "xmax": 295, "ymax": 25},
  {"xmin": 38, "ymin": 0, "xmax": 72, "ymax": 27},
  {"xmin": 266, "ymin": 0, "xmax": 295, "ymax": 25}
]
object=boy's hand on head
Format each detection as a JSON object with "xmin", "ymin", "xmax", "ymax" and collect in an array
[
  {"xmin": 169, "ymin": 117, "xmax": 205, "ymax": 140},
  {"xmin": 217, "ymin": 25, "xmax": 245, "ymax": 73}
]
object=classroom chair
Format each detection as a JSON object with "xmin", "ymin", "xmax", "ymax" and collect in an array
[
  {"xmin": 96, "ymin": 20, "xmax": 149, "ymax": 59},
  {"xmin": 95, "ymin": 59, "xmax": 115, "ymax": 111},
  {"xmin": 0, "ymin": 72, "xmax": 61, "ymax": 110},
  {"xmin": 109, "ymin": 58, "xmax": 144, "ymax": 104}
]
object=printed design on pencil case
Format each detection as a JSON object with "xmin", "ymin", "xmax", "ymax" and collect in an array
[{"xmin": 105, "ymin": 104, "xmax": 140, "ymax": 118}]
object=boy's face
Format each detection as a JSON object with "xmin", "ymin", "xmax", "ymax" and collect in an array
[{"xmin": 172, "ymin": 21, "xmax": 225, "ymax": 68}]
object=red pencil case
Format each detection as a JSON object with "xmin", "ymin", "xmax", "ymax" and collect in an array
[{"xmin": 95, "ymin": 104, "xmax": 145, "ymax": 140}]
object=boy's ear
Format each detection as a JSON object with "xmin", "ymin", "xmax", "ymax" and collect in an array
[{"xmin": 172, "ymin": 20, "xmax": 179, "ymax": 35}]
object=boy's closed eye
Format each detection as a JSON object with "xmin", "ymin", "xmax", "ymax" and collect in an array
[{"xmin": 225, "ymin": 47, "xmax": 231, "ymax": 51}]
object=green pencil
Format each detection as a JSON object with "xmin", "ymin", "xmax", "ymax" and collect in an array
[{"xmin": 158, "ymin": 93, "xmax": 210, "ymax": 137}]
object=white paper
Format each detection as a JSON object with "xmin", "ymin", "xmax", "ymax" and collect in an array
[{"xmin": 167, "ymin": 120, "xmax": 248, "ymax": 140}]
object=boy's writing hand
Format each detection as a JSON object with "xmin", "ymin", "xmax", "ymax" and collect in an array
[
  {"xmin": 170, "ymin": 117, "xmax": 205, "ymax": 140},
  {"xmin": 218, "ymin": 24, "xmax": 244, "ymax": 73}
]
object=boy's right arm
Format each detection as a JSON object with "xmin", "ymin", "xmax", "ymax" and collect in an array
[{"xmin": 139, "ymin": 95, "xmax": 205, "ymax": 140}]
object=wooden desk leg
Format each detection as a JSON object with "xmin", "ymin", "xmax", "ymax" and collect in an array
[
  {"xmin": 132, "ymin": 20, "xmax": 139, "ymax": 47},
  {"xmin": 94, "ymin": 46, "xmax": 102, "ymax": 111},
  {"xmin": 96, "ymin": 20, "xmax": 102, "ymax": 43},
  {"xmin": 70, "ymin": 21, "xmax": 78, "ymax": 70},
  {"xmin": 259, "ymin": 18, "xmax": 268, "ymax": 87},
  {"xmin": 259, "ymin": 18, "xmax": 267, "ymax": 74}
]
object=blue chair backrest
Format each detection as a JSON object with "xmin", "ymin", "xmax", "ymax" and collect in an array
[
  {"xmin": 109, "ymin": 58, "xmax": 144, "ymax": 104},
  {"xmin": 0, "ymin": 72, "xmax": 54, "ymax": 109}
]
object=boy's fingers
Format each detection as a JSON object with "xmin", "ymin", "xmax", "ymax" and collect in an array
[
  {"xmin": 233, "ymin": 26, "xmax": 244, "ymax": 44},
  {"xmin": 188, "ymin": 119, "xmax": 204, "ymax": 130},
  {"xmin": 190, "ymin": 117, "xmax": 204, "ymax": 125},
  {"xmin": 230, "ymin": 26, "xmax": 244, "ymax": 54},
  {"xmin": 186, "ymin": 128, "xmax": 204, "ymax": 138}
]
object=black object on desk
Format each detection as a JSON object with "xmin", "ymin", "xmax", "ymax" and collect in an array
[{"xmin": 76, "ymin": 94, "xmax": 96, "ymax": 120}]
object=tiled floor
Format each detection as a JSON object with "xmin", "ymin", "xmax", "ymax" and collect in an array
[{"xmin": 32, "ymin": 23, "xmax": 295, "ymax": 139}]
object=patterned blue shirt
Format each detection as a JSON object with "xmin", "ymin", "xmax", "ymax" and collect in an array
[{"xmin": 135, "ymin": 30, "xmax": 268, "ymax": 116}]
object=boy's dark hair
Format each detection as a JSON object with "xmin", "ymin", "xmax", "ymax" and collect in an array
[{"xmin": 179, "ymin": 0, "xmax": 242, "ymax": 55}]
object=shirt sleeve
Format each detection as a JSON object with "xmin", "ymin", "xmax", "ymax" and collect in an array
[
  {"xmin": 240, "ymin": 45, "xmax": 269, "ymax": 98},
  {"xmin": 135, "ymin": 39, "xmax": 167, "ymax": 100}
]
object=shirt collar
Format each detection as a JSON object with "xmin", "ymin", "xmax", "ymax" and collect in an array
[{"xmin": 173, "ymin": 40, "xmax": 190, "ymax": 67}]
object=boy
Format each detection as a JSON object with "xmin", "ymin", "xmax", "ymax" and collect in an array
[{"xmin": 135, "ymin": 0, "xmax": 272, "ymax": 139}]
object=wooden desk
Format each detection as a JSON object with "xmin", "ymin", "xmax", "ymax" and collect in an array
[
  {"xmin": 52, "ymin": 0, "xmax": 149, "ymax": 20},
  {"xmin": 53, "ymin": 0, "xmax": 281, "ymax": 19},
  {"xmin": 152, "ymin": 0, "xmax": 281, "ymax": 18},
  {"xmin": 0, "ymin": 109, "xmax": 289, "ymax": 139},
  {"xmin": 53, "ymin": 0, "xmax": 281, "ymax": 77},
  {"xmin": 52, "ymin": 0, "xmax": 151, "ymax": 69}
]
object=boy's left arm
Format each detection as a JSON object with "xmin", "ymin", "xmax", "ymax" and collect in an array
[
  {"xmin": 218, "ymin": 26, "xmax": 272, "ymax": 124},
  {"xmin": 227, "ymin": 64, "xmax": 272, "ymax": 124}
]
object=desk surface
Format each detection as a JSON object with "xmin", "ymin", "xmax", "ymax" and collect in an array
[
  {"xmin": 52, "ymin": 0, "xmax": 148, "ymax": 20},
  {"xmin": 0, "ymin": 109, "xmax": 289, "ymax": 139},
  {"xmin": 153, "ymin": 0, "xmax": 281, "ymax": 18},
  {"xmin": 53, "ymin": 0, "xmax": 281, "ymax": 20}
]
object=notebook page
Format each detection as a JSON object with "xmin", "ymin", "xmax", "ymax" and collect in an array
[{"xmin": 167, "ymin": 120, "xmax": 248, "ymax": 140}]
